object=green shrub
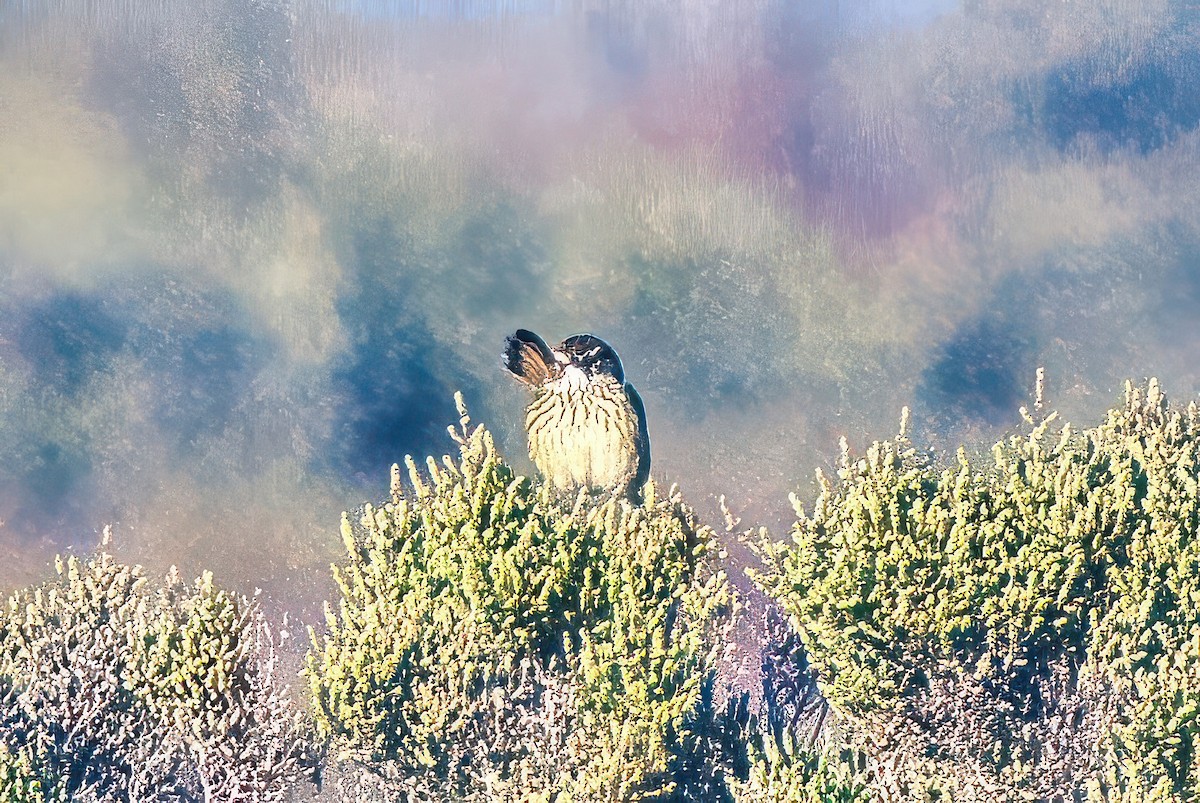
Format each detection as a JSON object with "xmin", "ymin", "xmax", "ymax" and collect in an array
[
  {"xmin": 751, "ymin": 380, "xmax": 1200, "ymax": 800},
  {"xmin": 305, "ymin": 394, "xmax": 735, "ymax": 801},
  {"xmin": 18, "ymin": 380, "xmax": 1200, "ymax": 800},
  {"xmin": 729, "ymin": 741, "xmax": 868, "ymax": 803},
  {"xmin": 0, "ymin": 743, "xmax": 44, "ymax": 802},
  {"xmin": 0, "ymin": 537, "xmax": 310, "ymax": 801},
  {"xmin": 715, "ymin": 606, "xmax": 867, "ymax": 803}
]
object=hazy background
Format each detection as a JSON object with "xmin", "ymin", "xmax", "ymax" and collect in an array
[{"xmin": 2, "ymin": 0, "xmax": 1199, "ymax": 615}]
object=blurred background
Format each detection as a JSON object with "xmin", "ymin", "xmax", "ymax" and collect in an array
[{"xmin": 2, "ymin": 0, "xmax": 1199, "ymax": 617}]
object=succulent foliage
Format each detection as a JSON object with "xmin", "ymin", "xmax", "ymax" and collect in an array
[
  {"xmin": 7, "ymin": 381, "xmax": 1200, "ymax": 801},
  {"xmin": 0, "ymin": 540, "xmax": 310, "ymax": 802},
  {"xmin": 306, "ymin": 394, "xmax": 737, "ymax": 800},
  {"xmin": 752, "ymin": 380, "xmax": 1200, "ymax": 799},
  {"xmin": 0, "ymin": 743, "xmax": 44, "ymax": 803}
]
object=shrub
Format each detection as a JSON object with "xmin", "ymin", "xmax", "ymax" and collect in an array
[
  {"xmin": 715, "ymin": 605, "xmax": 866, "ymax": 803},
  {"xmin": 305, "ymin": 394, "xmax": 736, "ymax": 801},
  {"xmin": 0, "ymin": 534, "xmax": 311, "ymax": 801},
  {"xmin": 0, "ymin": 743, "xmax": 44, "ymax": 802},
  {"xmin": 729, "ymin": 742, "xmax": 868, "ymax": 803},
  {"xmin": 17, "ymin": 380, "xmax": 1200, "ymax": 800},
  {"xmin": 751, "ymin": 380, "xmax": 1200, "ymax": 800}
]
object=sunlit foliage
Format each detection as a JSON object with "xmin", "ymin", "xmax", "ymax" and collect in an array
[
  {"xmin": 8, "ymin": 380, "xmax": 1200, "ymax": 800},
  {"xmin": 306, "ymin": 394, "xmax": 738, "ymax": 800},
  {"xmin": 0, "ymin": 743, "xmax": 43, "ymax": 803},
  {"xmin": 730, "ymin": 743, "xmax": 867, "ymax": 803},
  {"xmin": 0, "ymin": 539, "xmax": 310, "ymax": 801},
  {"xmin": 752, "ymin": 380, "xmax": 1200, "ymax": 799}
]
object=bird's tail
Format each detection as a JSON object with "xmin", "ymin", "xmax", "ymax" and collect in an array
[{"xmin": 504, "ymin": 329, "xmax": 559, "ymax": 386}]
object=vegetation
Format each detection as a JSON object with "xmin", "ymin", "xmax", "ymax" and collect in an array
[
  {"xmin": 752, "ymin": 379, "xmax": 1200, "ymax": 800},
  {"xmin": 305, "ymin": 393, "xmax": 740, "ymax": 800},
  {"xmin": 0, "ymin": 533, "xmax": 310, "ymax": 802},
  {"xmin": 4, "ymin": 382, "xmax": 1200, "ymax": 800}
]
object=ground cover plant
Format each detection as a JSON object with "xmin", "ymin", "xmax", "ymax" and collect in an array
[
  {"xmin": 0, "ymin": 532, "xmax": 310, "ymax": 801},
  {"xmin": 305, "ymin": 394, "xmax": 745, "ymax": 801},
  {"xmin": 752, "ymin": 379, "xmax": 1200, "ymax": 800},
  {"xmin": 3, "ymin": 381, "xmax": 1200, "ymax": 800}
]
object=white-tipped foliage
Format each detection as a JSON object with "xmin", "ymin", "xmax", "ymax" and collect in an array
[
  {"xmin": 753, "ymin": 380, "xmax": 1200, "ymax": 800},
  {"xmin": 0, "ymin": 546, "xmax": 310, "ymax": 801},
  {"xmin": 306, "ymin": 404, "xmax": 736, "ymax": 801}
]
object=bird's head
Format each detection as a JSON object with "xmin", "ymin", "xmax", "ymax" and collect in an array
[
  {"xmin": 504, "ymin": 329, "xmax": 627, "ymax": 389},
  {"xmin": 555, "ymin": 334, "xmax": 625, "ymax": 384}
]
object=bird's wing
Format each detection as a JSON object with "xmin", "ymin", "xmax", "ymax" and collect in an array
[{"xmin": 624, "ymin": 382, "xmax": 651, "ymax": 494}]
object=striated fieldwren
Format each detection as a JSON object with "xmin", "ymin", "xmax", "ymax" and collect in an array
[{"xmin": 503, "ymin": 329, "xmax": 650, "ymax": 501}]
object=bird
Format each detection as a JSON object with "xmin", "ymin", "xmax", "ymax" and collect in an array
[{"xmin": 503, "ymin": 329, "xmax": 650, "ymax": 501}]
